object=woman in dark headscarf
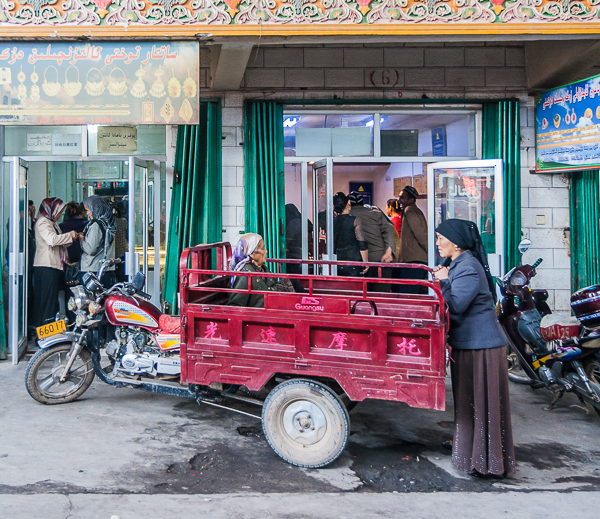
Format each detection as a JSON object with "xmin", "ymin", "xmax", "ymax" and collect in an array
[
  {"xmin": 80, "ymin": 195, "xmax": 117, "ymax": 287},
  {"xmin": 33, "ymin": 198, "xmax": 77, "ymax": 326},
  {"xmin": 433, "ymin": 218, "xmax": 515, "ymax": 478}
]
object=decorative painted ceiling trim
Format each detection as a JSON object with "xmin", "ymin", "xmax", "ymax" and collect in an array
[{"xmin": 0, "ymin": 0, "xmax": 599, "ymax": 32}]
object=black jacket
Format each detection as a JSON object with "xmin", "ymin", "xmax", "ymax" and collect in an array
[{"xmin": 440, "ymin": 250, "xmax": 506, "ymax": 350}]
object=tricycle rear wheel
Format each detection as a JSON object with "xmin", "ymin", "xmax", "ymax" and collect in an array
[{"xmin": 262, "ymin": 379, "xmax": 350, "ymax": 468}]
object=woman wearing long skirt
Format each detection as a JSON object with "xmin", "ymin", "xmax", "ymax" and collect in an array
[
  {"xmin": 33, "ymin": 198, "xmax": 76, "ymax": 327},
  {"xmin": 433, "ymin": 219, "xmax": 515, "ymax": 478}
]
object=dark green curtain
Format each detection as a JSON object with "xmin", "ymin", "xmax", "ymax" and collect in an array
[
  {"xmin": 570, "ymin": 170, "xmax": 600, "ymax": 292},
  {"xmin": 163, "ymin": 101, "xmax": 222, "ymax": 313},
  {"xmin": 243, "ymin": 101, "xmax": 285, "ymax": 259},
  {"xmin": 482, "ymin": 101, "xmax": 521, "ymax": 272}
]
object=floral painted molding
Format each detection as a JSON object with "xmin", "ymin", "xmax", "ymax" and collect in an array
[{"xmin": 0, "ymin": 0, "xmax": 599, "ymax": 27}]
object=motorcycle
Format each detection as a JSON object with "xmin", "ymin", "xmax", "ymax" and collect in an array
[
  {"xmin": 25, "ymin": 259, "xmax": 187, "ymax": 405},
  {"xmin": 496, "ymin": 240, "xmax": 600, "ymax": 416}
]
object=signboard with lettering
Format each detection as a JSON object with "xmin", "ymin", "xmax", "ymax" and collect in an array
[
  {"xmin": 52, "ymin": 133, "xmax": 82, "ymax": 155},
  {"xmin": 536, "ymin": 73, "xmax": 600, "ymax": 172},
  {"xmin": 97, "ymin": 126, "xmax": 137, "ymax": 153},
  {"xmin": 27, "ymin": 133, "xmax": 51, "ymax": 152},
  {"xmin": 0, "ymin": 42, "xmax": 199, "ymax": 125}
]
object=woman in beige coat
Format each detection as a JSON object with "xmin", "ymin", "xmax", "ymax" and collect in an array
[{"xmin": 33, "ymin": 198, "xmax": 77, "ymax": 327}]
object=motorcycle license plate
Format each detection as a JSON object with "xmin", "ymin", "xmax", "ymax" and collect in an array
[{"xmin": 36, "ymin": 320, "xmax": 67, "ymax": 340}]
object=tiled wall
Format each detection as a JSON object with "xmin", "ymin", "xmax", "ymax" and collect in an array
[{"xmin": 212, "ymin": 42, "xmax": 572, "ymax": 312}]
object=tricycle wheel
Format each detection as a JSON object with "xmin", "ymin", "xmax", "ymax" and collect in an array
[{"xmin": 262, "ymin": 379, "xmax": 350, "ymax": 468}]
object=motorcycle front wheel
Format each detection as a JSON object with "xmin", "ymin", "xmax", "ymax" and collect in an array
[{"xmin": 25, "ymin": 344, "xmax": 95, "ymax": 405}]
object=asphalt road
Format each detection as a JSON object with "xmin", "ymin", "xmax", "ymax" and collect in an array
[{"xmin": 1, "ymin": 350, "xmax": 599, "ymax": 518}]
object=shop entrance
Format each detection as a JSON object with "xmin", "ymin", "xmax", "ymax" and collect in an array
[
  {"xmin": 2, "ymin": 155, "xmax": 167, "ymax": 364},
  {"xmin": 285, "ymin": 158, "xmax": 504, "ymax": 275}
]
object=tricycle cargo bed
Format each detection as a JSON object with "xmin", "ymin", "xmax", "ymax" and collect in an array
[{"xmin": 179, "ymin": 243, "xmax": 448, "ymax": 411}]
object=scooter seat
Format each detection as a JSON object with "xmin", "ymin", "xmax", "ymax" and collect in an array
[
  {"xmin": 540, "ymin": 314, "xmax": 581, "ymax": 342},
  {"xmin": 159, "ymin": 314, "xmax": 181, "ymax": 334}
]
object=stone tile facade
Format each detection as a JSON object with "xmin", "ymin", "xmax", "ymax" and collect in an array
[{"xmin": 214, "ymin": 42, "xmax": 572, "ymax": 313}]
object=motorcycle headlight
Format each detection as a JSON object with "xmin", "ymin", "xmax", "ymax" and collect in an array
[
  {"xmin": 67, "ymin": 297, "xmax": 76, "ymax": 312},
  {"xmin": 70, "ymin": 286, "xmax": 90, "ymax": 311},
  {"xmin": 509, "ymin": 271, "xmax": 528, "ymax": 286}
]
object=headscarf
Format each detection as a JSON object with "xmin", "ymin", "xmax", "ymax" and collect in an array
[
  {"xmin": 229, "ymin": 233, "xmax": 263, "ymax": 286},
  {"xmin": 38, "ymin": 197, "xmax": 66, "ymax": 222},
  {"xmin": 285, "ymin": 204, "xmax": 301, "ymax": 224},
  {"xmin": 436, "ymin": 218, "xmax": 496, "ymax": 301},
  {"xmin": 83, "ymin": 195, "xmax": 116, "ymax": 258},
  {"xmin": 38, "ymin": 197, "xmax": 69, "ymax": 264}
]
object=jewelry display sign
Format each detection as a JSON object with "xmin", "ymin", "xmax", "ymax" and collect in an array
[
  {"xmin": 536, "ymin": 73, "xmax": 600, "ymax": 173},
  {"xmin": 0, "ymin": 42, "xmax": 199, "ymax": 125}
]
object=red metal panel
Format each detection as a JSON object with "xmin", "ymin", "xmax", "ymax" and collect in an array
[{"xmin": 179, "ymin": 243, "xmax": 448, "ymax": 412}]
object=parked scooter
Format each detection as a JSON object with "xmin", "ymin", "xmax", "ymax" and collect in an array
[
  {"xmin": 496, "ymin": 240, "xmax": 600, "ymax": 416},
  {"xmin": 25, "ymin": 259, "xmax": 185, "ymax": 405}
]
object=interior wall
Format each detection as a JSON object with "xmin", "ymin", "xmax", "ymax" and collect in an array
[{"xmin": 28, "ymin": 162, "xmax": 48, "ymax": 211}]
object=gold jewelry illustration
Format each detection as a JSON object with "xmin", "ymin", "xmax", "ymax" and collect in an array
[
  {"xmin": 167, "ymin": 68, "xmax": 181, "ymax": 98},
  {"xmin": 130, "ymin": 66, "xmax": 147, "ymax": 98},
  {"xmin": 179, "ymin": 98, "xmax": 193, "ymax": 124},
  {"xmin": 63, "ymin": 66, "xmax": 82, "ymax": 97},
  {"xmin": 160, "ymin": 96, "xmax": 174, "ymax": 124},
  {"xmin": 42, "ymin": 66, "xmax": 61, "ymax": 97},
  {"xmin": 30, "ymin": 66, "xmax": 40, "ymax": 103},
  {"xmin": 142, "ymin": 101, "xmax": 154, "ymax": 123},
  {"xmin": 17, "ymin": 66, "xmax": 27, "ymax": 101},
  {"xmin": 108, "ymin": 67, "xmax": 127, "ymax": 96},
  {"xmin": 85, "ymin": 68, "xmax": 105, "ymax": 96},
  {"xmin": 183, "ymin": 68, "xmax": 196, "ymax": 99},
  {"xmin": 149, "ymin": 66, "xmax": 166, "ymax": 98}
]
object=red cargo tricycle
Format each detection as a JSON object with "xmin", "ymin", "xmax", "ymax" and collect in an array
[{"xmin": 25, "ymin": 242, "xmax": 448, "ymax": 468}]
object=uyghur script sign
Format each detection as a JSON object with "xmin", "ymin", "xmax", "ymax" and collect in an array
[
  {"xmin": 536, "ymin": 74, "xmax": 600, "ymax": 173},
  {"xmin": 0, "ymin": 42, "xmax": 199, "ymax": 125}
]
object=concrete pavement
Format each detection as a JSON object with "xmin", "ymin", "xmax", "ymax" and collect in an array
[{"xmin": 1, "ymin": 350, "xmax": 599, "ymax": 517}]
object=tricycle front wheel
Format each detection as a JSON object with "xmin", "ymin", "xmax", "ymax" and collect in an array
[{"xmin": 262, "ymin": 379, "xmax": 350, "ymax": 468}]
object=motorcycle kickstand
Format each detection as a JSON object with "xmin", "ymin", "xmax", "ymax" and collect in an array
[{"xmin": 543, "ymin": 387, "xmax": 565, "ymax": 411}]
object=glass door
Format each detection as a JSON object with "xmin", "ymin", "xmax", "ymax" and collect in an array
[
  {"xmin": 312, "ymin": 158, "xmax": 334, "ymax": 274},
  {"xmin": 427, "ymin": 159, "xmax": 504, "ymax": 276},
  {"xmin": 7, "ymin": 157, "xmax": 29, "ymax": 364},
  {"xmin": 127, "ymin": 157, "xmax": 163, "ymax": 305}
]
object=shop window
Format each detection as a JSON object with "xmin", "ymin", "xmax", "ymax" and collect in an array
[
  {"xmin": 380, "ymin": 113, "xmax": 476, "ymax": 158},
  {"xmin": 284, "ymin": 114, "xmax": 373, "ymax": 157},
  {"xmin": 284, "ymin": 111, "xmax": 477, "ymax": 159},
  {"xmin": 5, "ymin": 125, "xmax": 83, "ymax": 156},
  {"xmin": 88, "ymin": 125, "xmax": 166, "ymax": 156}
]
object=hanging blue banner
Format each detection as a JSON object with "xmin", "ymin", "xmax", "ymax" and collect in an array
[{"xmin": 536, "ymin": 73, "xmax": 600, "ymax": 173}]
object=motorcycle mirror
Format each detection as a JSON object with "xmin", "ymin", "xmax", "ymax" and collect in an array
[
  {"xmin": 132, "ymin": 272, "xmax": 146, "ymax": 291},
  {"xmin": 518, "ymin": 238, "xmax": 532, "ymax": 254}
]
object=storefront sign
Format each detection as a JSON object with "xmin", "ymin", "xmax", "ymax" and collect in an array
[
  {"xmin": 536, "ymin": 73, "xmax": 600, "ymax": 172},
  {"xmin": 0, "ymin": 42, "xmax": 199, "ymax": 125},
  {"xmin": 431, "ymin": 126, "xmax": 446, "ymax": 157},
  {"xmin": 27, "ymin": 133, "xmax": 51, "ymax": 152},
  {"xmin": 52, "ymin": 133, "xmax": 82, "ymax": 155},
  {"xmin": 97, "ymin": 126, "xmax": 138, "ymax": 153}
]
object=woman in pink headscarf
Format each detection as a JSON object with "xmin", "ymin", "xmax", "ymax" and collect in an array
[{"xmin": 33, "ymin": 198, "xmax": 77, "ymax": 327}]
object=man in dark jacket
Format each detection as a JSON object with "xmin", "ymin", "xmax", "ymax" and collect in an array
[{"xmin": 349, "ymin": 191, "xmax": 395, "ymax": 292}]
